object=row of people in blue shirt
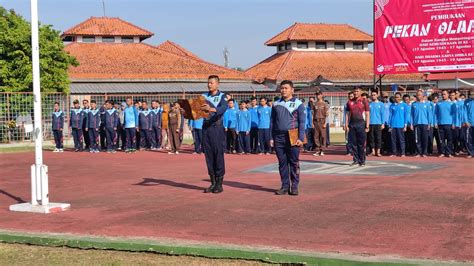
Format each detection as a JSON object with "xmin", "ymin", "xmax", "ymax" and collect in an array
[
  {"xmin": 52, "ymin": 98, "xmax": 171, "ymax": 153},
  {"xmin": 342, "ymin": 89, "xmax": 474, "ymax": 158},
  {"xmin": 222, "ymin": 98, "xmax": 272, "ymax": 154}
]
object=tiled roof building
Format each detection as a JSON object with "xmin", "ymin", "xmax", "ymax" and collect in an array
[
  {"xmin": 62, "ymin": 17, "xmax": 267, "ymax": 94},
  {"xmin": 246, "ymin": 23, "xmax": 427, "ymax": 88}
]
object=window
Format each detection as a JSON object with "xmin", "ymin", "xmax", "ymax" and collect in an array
[
  {"xmin": 102, "ymin": 36, "xmax": 115, "ymax": 43},
  {"xmin": 353, "ymin": 42, "xmax": 364, "ymax": 50},
  {"xmin": 315, "ymin": 42, "xmax": 327, "ymax": 49},
  {"xmin": 82, "ymin": 37, "xmax": 95, "ymax": 43},
  {"xmin": 335, "ymin": 42, "xmax": 346, "ymax": 50},
  {"xmin": 122, "ymin": 37, "xmax": 134, "ymax": 43},
  {"xmin": 285, "ymin": 42, "xmax": 292, "ymax": 50},
  {"xmin": 296, "ymin": 42, "xmax": 308, "ymax": 49},
  {"xmin": 278, "ymin": 44, "xmax": 285, "ymax": 51},
  {"xmin": 62, "ymin": 36, "xmax": 75, "ymax": 42}
]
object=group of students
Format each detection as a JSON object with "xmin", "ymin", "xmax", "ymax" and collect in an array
[
  {"xmin": 343, "ymin": 88, "xmax": 474, "ymax": 163},
  {"xmin": 51, "ymin": 97, "xmax": 189, "ymax": 154}
]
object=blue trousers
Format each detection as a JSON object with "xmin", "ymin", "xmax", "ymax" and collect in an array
[
  {"xmin": 273, "ymin": 132, "xmax": 300, "ymax": 190},
  {"xmin": 71, "ymin": 128, "xmax": 83, "ymax": 150},
  {"xmin": 151, "ymin": 126, "xmax": 161, "ymax": 149},
  {"xmin": 105, "ymin": 127, "xmax": 117, "ymax": 150},
  {"xmin": 88, "ymin": 128, "xmax": 100, "ymax": 150},
  {"xmin": 466, "ymin": 126, "xmax": 474, "ymax": 156},
  {"xmin": 258, "ymin": 128, "xmax": 271, "ymax": 153},
  {"xmin": 349, "ymin": 122, "xmax": 366, "ymax": 164},
  {"xmin": 346, "ymin": 130, "xmax": 354, "ymax": 154},
  {"xmin": 438, "ymin": 125, "xmax": 453, "ymax": 156},
  {"xmin": 414, "ymin": 125, "xmax": 429, "ymax": 155},
  {"xmin": 391, "ymin": 128, "xmax": 405, "ymax": 155},
  {"xmin": 238, "ymin": 132, "xmax": 250, "ymax": 153},
  {"xmin": 203, "ymin": 124, "xmax": 226, "ymax": 177},
  {"xmin": 82, "ymin": 124, "xmax": 90, "ymax": 149},
  {"xmin": 140, "ymin": 129, "xmax": 152, "ymax": 149},
  {"xmin": 125, "ymin": 128, "xmax": 136, "ymax": 150},
  {"xmin": 304, "ymin": 128, "xmax": 315, "ymax": 151},
  {"xmin": 192, "ymin": 128, "xmax": 203, "ymax": 153},
  {"xmin": 53, "ymin": 130, "xmax": 63, "ymax": 149}
]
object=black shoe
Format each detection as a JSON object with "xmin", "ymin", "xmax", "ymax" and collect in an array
[
  {"xmin": 275, "ymin": 188, "xmax": 289, "ymax": 195},
  {"xmin": 359, "ymin": 162, "xmax": 366, "ymax": 167},
  {"xmin": 350, "ymin": 161, "xmax": 358, "ymax": 167},
  {"xmin": 289, "ymin": 188, "xmax": 299, "ymax": 196},
  {"xmin": 204, "ymin": 176, "xmax": 216, "ymax": 193},
  {"xmin": 212, "ymin": 176, "xmax": 224, "ymax": 193}
]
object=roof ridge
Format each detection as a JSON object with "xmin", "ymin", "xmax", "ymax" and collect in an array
[
  {"xmin": 287, "ymin": 23, "xmax": 299, "ymax": 41},
  {"xmin": 62, "ymin": 16, "xmax": 153, "ymax": 37},
  {"xmin": 264, "ymin": 23, "xmax": 296, "ymax": 45},
  {"xmin": 143, "ymin": 43, "xmax": 248, "ymax": 77},
  {"xmin": 113, "ymin": 17, "xmax": 154, "ymax": 36},
  {"xmin": 275, "ymin": 51, "xmax": 294, "ymax": 80},
  {"xmin": 62, "ymin": 16, "xmax": 94, "ymax": 36}
]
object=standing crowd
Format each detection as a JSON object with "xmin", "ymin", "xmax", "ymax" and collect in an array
[{"xmin": 343, "ymin": 88, "xmax": 474, "ymax": 167}]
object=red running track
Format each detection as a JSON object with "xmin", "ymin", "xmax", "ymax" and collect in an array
[{"xmin": 0, "ymin": 146, "xmax": 472, "ymax": 262}]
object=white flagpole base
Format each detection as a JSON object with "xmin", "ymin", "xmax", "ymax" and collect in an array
[{"xmin": 9, "ymin": 202, "xmax": 70, "ymax": 214}]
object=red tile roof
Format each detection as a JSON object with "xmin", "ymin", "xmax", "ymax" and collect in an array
[
  {"xmin": 156, "ymin": 40, "xmax": 201, "ymax": 60},
  {"xmin": 427, "ymin": 72, "xmax": 474, "ymax": 80},
  {"xmin": 265, "ymin": 23, "xmax": 373, "ymax": 46},
  {"xmin": 65, "ymin": 42, "xmax": 249, "ymax": 81},
  {"xmin": 61, "ymin": 17, "xmax": 153, "ymax": 38},
  {"xmin": 245, "ymin": 51, "xmax": 424, "ymax": 84}
]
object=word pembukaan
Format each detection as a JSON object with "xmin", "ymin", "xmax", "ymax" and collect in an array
[{"xmin": 383, "ymin": 20, "xmax": 474, "ymax": 39}]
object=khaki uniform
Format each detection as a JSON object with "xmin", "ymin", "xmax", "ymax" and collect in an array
[
  {"xmin": 311, "ymin": 101, "xmax": 329, "ymax": 152},
  {"xmin": 168, "ymin": 108, "xmax": 182, "ymax": 152}
]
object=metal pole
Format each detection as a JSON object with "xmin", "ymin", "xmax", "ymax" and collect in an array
[{"xmin": 31, "ymin": 0, "xmax": 48, "ymax": 205}]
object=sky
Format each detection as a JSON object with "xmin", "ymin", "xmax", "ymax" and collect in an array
[{"xmin": 0, "ymin": 0, "xmax": 373, "ymax": 69}]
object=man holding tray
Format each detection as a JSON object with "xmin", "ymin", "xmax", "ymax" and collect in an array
[
  {"xmin": 200, "ymin": 75, "xmax": 228, "ymax": 194},
  {"xmin": 271, "ymin": 80, "xmax": 306, "ymax": 196}
]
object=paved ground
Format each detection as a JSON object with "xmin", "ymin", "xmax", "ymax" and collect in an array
[{"xmin": 0, "ymin": 146, "xmax": 472, "ymax": 263}]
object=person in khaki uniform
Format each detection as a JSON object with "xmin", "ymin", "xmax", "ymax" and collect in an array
[
  {"xmin": 311, "ymin": 92, "xmax": 329, "ymax": 156},
  {"xmin": 161, "ymin": 104, "xmax": 170, "ymax": 150},
  {"xmin": 168, "ymin": 102, "xmax": 182, "ymax": 154}
]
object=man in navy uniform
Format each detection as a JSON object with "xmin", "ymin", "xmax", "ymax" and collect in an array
[
  {"xmin": 201, "ymin": 75, "xmax": 228, "ymax": 194},
  {"xmin": 271, "ymin": 80, "xmax": 305, "ymax": 196}
]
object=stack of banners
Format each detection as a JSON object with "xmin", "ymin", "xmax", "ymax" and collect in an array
[{"xmin": 374, "ymin": 0, "xmax": 474, "ymax": 74}]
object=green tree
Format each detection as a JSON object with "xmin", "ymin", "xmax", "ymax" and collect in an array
[{"xmin": 0, "ymin": 6, "xmax": 78, "ymax": 93}]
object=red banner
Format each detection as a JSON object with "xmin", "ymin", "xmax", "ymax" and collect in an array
[{"xmin": 374, "ymin": 0, "xmax": 474, "ymax": 74}]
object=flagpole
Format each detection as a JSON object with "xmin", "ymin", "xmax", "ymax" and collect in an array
[{"xmin": 9, "ymin": 0, "xmax": 70, "ymax": 214}]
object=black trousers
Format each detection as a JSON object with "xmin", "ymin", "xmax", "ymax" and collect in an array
[
  {"xmin": 368, "ymin": 124, "xmax": 382, "ymax": 152},
  {"xmin": 381, "ymin": 125, "xmax": 392, "ymax": 154},
  {"xmin": 250, "ymin": 127, "xmax": 259, "ymax": 153},
  {"xmin": 226, "ymin": 128, "xmax": 237, "ymax": 152},
  {"xmin": 203, "ymin": 124, "xmax": 226, "ymax": 177},
  {"xmin": 428, "ymin": 127, "xmax": 441, "ymax": 154},
  {"xmin": 405, "ymin": 127, "xmax": 416, "ymax": 154},
  {"xmin": 414, "ymin": 125, "xmax": 429, "ymax": 155},
  {"xmin": 438, "ymin": 125, "xmax": 453, "ymax": 156},
  {"xmin": 349, "ymin": 122, "xmax": 366, "ymax": 164}
]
